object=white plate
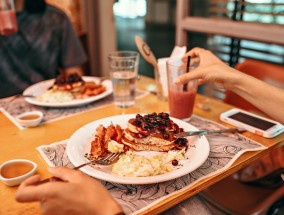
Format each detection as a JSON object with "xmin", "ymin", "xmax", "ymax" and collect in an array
[
  {"xmin": 23, "ymin": 76, "xmax": 113, "ymax": 108},
  {"xmin": 67, "ymin": 114, "xmax": 210, "ymax": 184}
]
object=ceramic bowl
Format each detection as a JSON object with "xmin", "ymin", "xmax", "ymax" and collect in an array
[
  {"xmin": 16, "ymin": 111, "xmax": 43, "ymax": 127},
  {"xmin": 0, "ymin": 159, "xmax": 37, "ymax": 186}
]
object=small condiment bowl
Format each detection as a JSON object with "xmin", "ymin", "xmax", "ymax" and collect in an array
[
  {"xmin": 16, "ymin": 111, "xmax": 43, "ymax": 127},
  {"xmin": 0, "ymin": 159, "xmax": 37, "ymax": 186}
]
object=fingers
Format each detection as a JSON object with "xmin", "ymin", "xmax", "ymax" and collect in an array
[
  {"xmin": 198, "ymin": 79, "xmax": 205, "ymax": 85},
  {"xmin": 174, "ymin": 67, "xmax": 206, "ymax": 85},
  {"xmin": 23, "ymin": 174, "xmax": 41, "ymax": 185},
  {"xmin": 17, "ymin": 174, "xmax": 41, "ymax": 191},
  {"xmin": 47, "ymin": 167, "xmax": 84, "ymax": 182},
  {"xmin": 15, "ymin": 168, "xmax": 84, "ymax": 205},
  {"xmin": 16, "ymin": 170, "xmax": 73, "ymax": 203},
  {"xmin": 182, "ymin": 47, "xmax": 205, "ymax": 62},
  {"xmin": 16, "ymin": 175, "xmax": 46, "ymax": 202},
  {"xmin": 188, "ymin": 47, "xmax": 205, "ymax": 57}
]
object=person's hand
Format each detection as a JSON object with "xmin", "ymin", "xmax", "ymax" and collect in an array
[
  {"xmin": 175, "ymin": 47, "xmax": 247, "ymax": 90},
  {"xmin": 15, "ymin": 167, "xmax": 123, "ymax": 215}
]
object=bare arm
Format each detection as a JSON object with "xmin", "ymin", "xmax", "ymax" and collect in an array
[
  {"xmin": 175, "ymin": 48, "xmax": 284, "ymax": 124},
  {"xmin": 233, "ymin": 73, "xmax": 284, "ymax": 123}
]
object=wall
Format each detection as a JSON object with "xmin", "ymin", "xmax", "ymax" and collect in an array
[
  {"xmin": 146, "ymin": 0, "xmax": 176, "ymax": 25},
  {"xmin": 81, "ymin": 0, "xmax": 117, "ymax": 76}
]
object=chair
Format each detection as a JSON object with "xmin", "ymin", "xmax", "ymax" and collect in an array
[
  {"xmin": 200, "ymin": 173, "xmax": 284, "ymax": 215},
  {"xmin": 199, "ymin": 59, "xmax": 284, "ymax": 215},
  {"xmin": 224, "ymin": 59, "xmax": 284, "ymax": 114},
  {"xmin": 199, "ymin": 145, "xmax": 284, "ymax": 215}
]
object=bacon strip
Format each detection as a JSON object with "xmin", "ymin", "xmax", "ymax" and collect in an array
[
  {"xmin": 89, "ymin": 124, "xmax": 124, "ymax": 159},
  {"xmin": 89, "ymin": 125, "xmax": 107, "ymax": 160}
]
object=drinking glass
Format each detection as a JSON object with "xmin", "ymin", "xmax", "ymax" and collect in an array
[
  {"xmin": 108, "ymin": 51, "xmax": 139, "ymax": 108},
  {"xmin": 0, "ymin": 0, "xmax": 18, "ymax": 35},
  {"xmin": 167, "ymin": 58, "xmax": 198, "ymax": 120}
]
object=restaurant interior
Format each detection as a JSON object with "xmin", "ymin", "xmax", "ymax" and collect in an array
[
  {"xmin": 0, "ymin": 0, "xmax": 284, "ymax": 215},
  {"xmin": 54, "ymin": 0, "xmax": 284, "ymax": 99}
]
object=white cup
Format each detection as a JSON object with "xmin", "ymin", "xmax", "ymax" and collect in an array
[
  {"xmin": 16, "ymin": 111, "xmax": 43, "ymax": 127},
  {"xmin": 0, "ymin": 159, "xmax": 37, "ymax": 186}
]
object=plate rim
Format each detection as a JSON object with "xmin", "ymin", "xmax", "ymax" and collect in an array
[
  {"xmin": 22, "ymin": 76, "xmax": 112, "ymax": 107},
  {"xmin": 66, "ymin": 114, "xmax": 210, "ymax": 184}
]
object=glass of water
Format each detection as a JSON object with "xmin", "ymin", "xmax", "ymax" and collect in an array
[{"xmin": 108, "ymin": 51, "xmax": 139, "ymax": 108}]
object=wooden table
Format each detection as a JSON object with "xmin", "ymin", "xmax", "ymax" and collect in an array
[{"xmin": 1, "ymin": 76, "xmax": 283, "ymax": 215}]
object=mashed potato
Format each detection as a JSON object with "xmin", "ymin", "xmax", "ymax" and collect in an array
[
  {"xmin": 37, "ymin": 90, "xmax": 73, "ymax": 103},
  {"xmin": 112, "ymin": 149, "xmax": 186, "ymax": 177}
]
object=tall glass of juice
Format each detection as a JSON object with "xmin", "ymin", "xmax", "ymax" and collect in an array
[
  {"xmin": 0, "ymin": 0, "xmax": 18, "ymax": 35},
  {"xmin": 167, "ymin": 58, "xmax": 198, "ymax": 120},
  {"xmin": 108, "ymin": 51, "xmax": 139, "ymax": 108}
]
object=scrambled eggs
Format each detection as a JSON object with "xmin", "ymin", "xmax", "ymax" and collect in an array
[
  {"xmin": 112, "ymin": 149, "xmax": 186, "ymax": 177},
  {"xmin": 37, "ymin": 90, "xmax": 73, "ymax": 103}
]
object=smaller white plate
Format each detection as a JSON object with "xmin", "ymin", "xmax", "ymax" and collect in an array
[
  {"xmin": 23, "ymin": 76, "xmax": 112, "ymax": 108},
  {"xmin": 67, "ymin": 114, "xmax": 210, "ymax": 184}
]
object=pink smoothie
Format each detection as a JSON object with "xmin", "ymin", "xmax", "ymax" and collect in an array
[
  {"xmin": 169, "ymin": 89, "xmax": 197, "ymax": 119},
  {"xmin": 0, "ymin": 10, "xmax": 18, "ymax": 35}
]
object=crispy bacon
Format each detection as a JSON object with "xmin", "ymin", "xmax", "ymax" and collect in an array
[
  {"xmin": 115, "ymin": 125, "xmax": 123, "ymax": 143},
  {"xmin": 88, "ymin": 124, "xmax": 124, "ymax": 160},
  {"xmin": 105, "ymin": 124, "xmax": 116, "ymax": 142},
  {"xmin": 82, "ymin": 82, "xmax": 106, "ymax": 97},
  {"xmin": 89, "ymin": 125, "xmax": 107, "ymax": 160}
]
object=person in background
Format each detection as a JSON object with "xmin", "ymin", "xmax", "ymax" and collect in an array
[
  {"xmin": 17, "ymin": 47, "xmax": 284, "ymax": 214},
  {"xmin": 0, "ymin": 0, "xmax": 87, "ymax": 98}
]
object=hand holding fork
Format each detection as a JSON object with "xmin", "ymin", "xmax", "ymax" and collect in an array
[{"xmin": 36, "ymin": 153, "xmax": 121, "ymax": 185}]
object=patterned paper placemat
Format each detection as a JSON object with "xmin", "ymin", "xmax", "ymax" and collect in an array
[
  {"xmin": 0, "ymin": 89, "xmax": 148, "ymax": 129},
  {"xmin": 37, "ymin": 115, "xmax": 266, "ymax": 215}
]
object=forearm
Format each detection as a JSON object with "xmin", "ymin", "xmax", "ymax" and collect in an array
[{"xmin": 231, "ymin": 74, "xmax": 284, "ymax": 123}]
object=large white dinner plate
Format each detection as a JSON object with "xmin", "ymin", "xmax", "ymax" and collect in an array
[
  {"xmin": 67, "ymin": 114, "xmax": 210, "ymax": 184},
  {"xmin": 23, "ymin": 76, "xmax": 112, "ymax": 108}
]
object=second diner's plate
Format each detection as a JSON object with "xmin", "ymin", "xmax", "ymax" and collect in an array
[
  {"xmin": 67, "ymin": 114, "xmax": 210, "ymax": 184},
  {"xmin": 23, "ymin": 76, "xmax": 112, "ymax": 108}
]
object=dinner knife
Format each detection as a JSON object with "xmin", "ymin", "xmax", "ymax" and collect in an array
[{"xmin": 175, "ymin": 127, "xmax": 246, "ymax": 138}]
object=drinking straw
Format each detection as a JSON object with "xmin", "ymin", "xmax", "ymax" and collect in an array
[{"xmin": 183, "ymin": 56, "xmax": 191, "ymax": 91}]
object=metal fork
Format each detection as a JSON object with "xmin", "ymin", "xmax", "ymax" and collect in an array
[
  {"xmin": 175, "ymin": 127, "xmax": 246, "ymax": 138},
  {"xmin": 35, "ymin": 153, "xmax": 121, "ymax": 185},
  {"xmin": 74, "ymin": 152, "xmax": 121, "ymax": 169}
]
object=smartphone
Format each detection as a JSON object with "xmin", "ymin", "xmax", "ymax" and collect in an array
[{"xmin": 220, "ymin": 108, "xmax": 284, "ymax": 138}]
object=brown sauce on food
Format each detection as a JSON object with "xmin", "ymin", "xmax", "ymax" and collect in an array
[
  {"xmin": 1, "ymin": 162, "xmax": 34, "ymax": 178},
  {"xmin": 19, "ymin": 114, "xmax": 39, "ymax": 120}
]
